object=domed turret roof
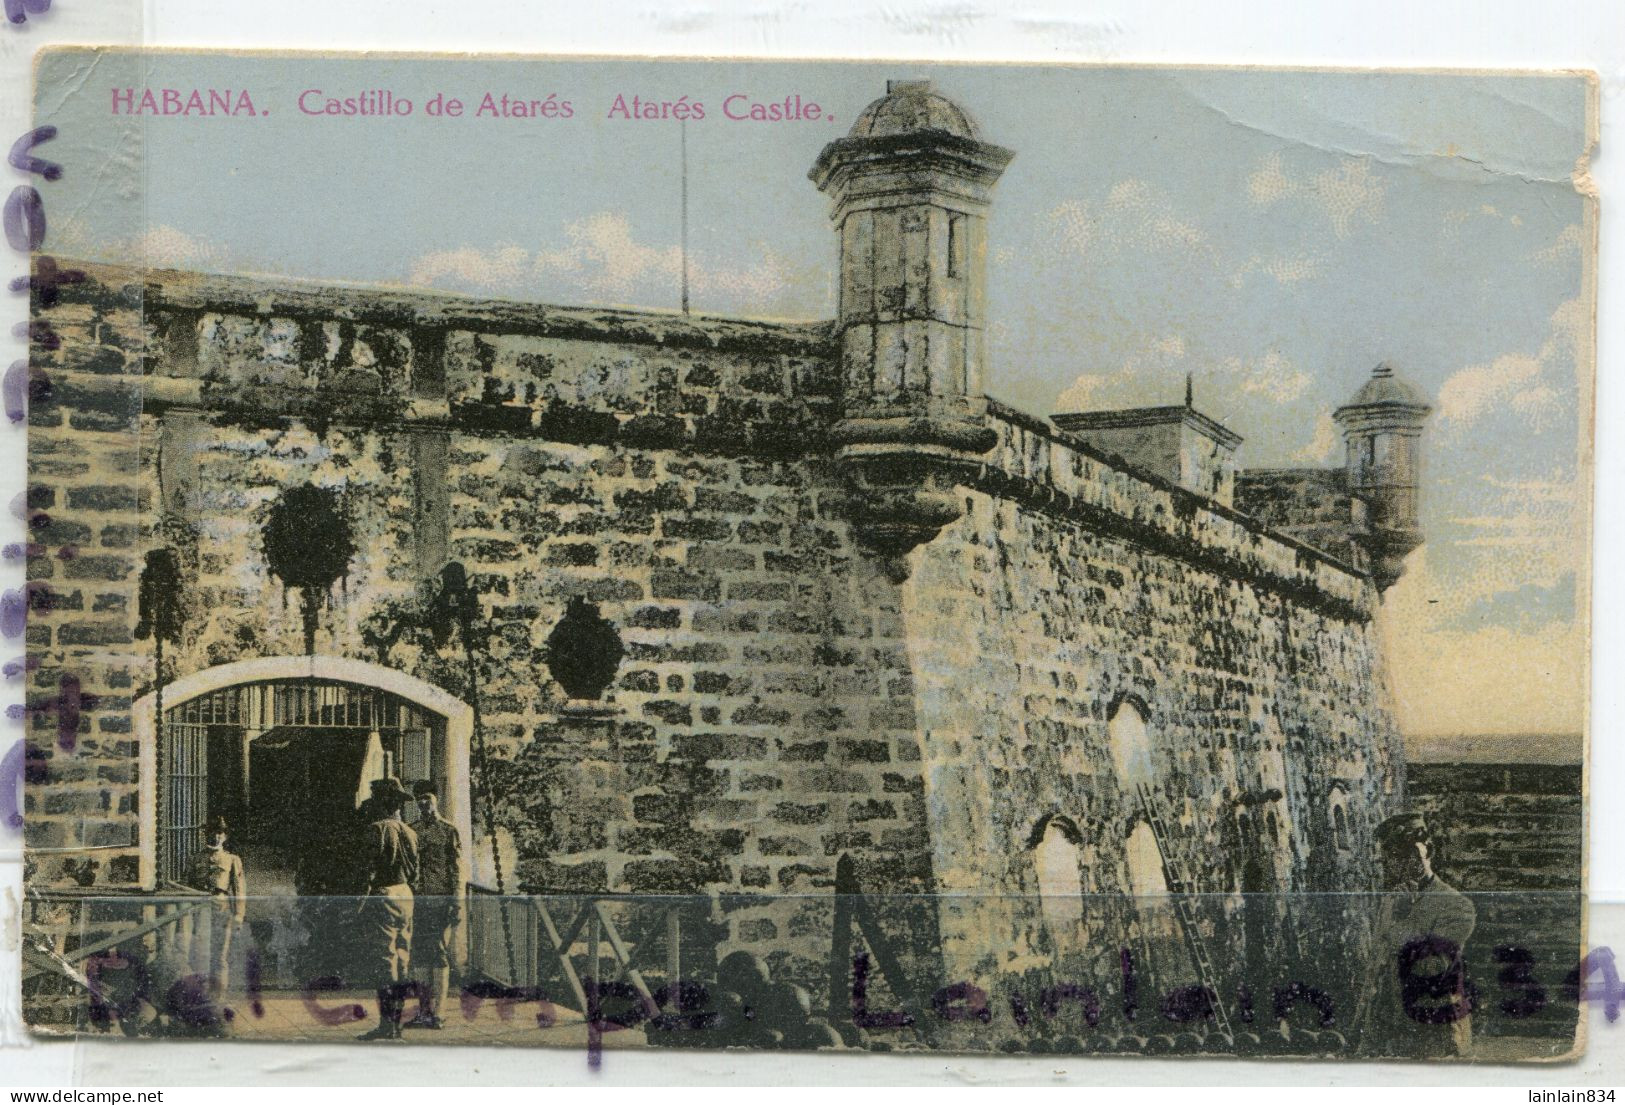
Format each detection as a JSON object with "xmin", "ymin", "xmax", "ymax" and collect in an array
[
  {"xmin": 848, "ymin": 79, "xmax": 980, "ymax": 140},
  {"xmin": 1342, "ymin": 361, "xmax": 1430, "ymax": 410}
]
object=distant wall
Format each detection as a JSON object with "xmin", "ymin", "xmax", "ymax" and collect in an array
[{"xmin": 1406, "ymin": 762, "xmax": 1583, "ymax": 1047}]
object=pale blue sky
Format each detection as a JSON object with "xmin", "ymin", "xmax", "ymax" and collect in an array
[{"xmin": 34, "ymin": 52, "xmax": 1593, "ymax": 739}]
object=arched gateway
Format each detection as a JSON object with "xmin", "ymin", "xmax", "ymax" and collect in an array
[{"xmin": 134, "ymin": 656, "xmax": 476, "ymax": 896}]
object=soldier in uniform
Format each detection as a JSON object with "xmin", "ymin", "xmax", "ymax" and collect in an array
[
  {"xmin": 356, "ymin": 776, "xmax": 419, "ymax": 1041},
  {"xmin": 407, "ymin": 780, "xmax": 464, "ymax": 1030},
  {"xmin": 188, "ymin": 815, "xmax": 246, "ymax": 996},
  {"xmin": 1354, "ymin": 811, "xmax": 1477, "ymax": 1058}
]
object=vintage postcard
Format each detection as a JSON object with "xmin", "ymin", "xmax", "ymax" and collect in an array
[{"xmin": 17, "ymin": 51, "xmax": 1595, "ymax": 1062}]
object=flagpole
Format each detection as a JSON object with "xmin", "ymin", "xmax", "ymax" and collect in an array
[{"xmin": 680, "ymin": 117, "xmax": 690, "ymax": 316}]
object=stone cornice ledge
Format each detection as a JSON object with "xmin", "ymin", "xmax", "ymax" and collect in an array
[{"xmin": 43, "ymin": 257, "xmax": 837, "ymax": 358}]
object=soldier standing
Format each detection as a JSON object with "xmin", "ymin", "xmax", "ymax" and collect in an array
[
  {"xmin": 1354, "ymin": 812, "xmax": 1477, "ymax": 1058},
  {"xmin": 356, "ymin": 777, "xmax": 419, "ymax": 1041},
  {"xmin": 189, "ymin": 815, "xmax": 246, "ymax": 997},
  {"xmin": 408, "ymin": 780, "xmax": 464, "ymax": 1030}
]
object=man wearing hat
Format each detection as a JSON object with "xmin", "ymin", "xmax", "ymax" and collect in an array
[
  {"xmin": 407, "ymin": 780, "xmax": 464, "ymax": 1029},
  {"xmin": 356, "ymin": 776, "xmax": 419, "ymax": 1041},
  {"xmin": 1354, "ymin": 811, "xmax": 1477, "ymax": 1058},
  {"xmin": 189, "ymin": 815, "xmax": 246, "ymax": 997}
]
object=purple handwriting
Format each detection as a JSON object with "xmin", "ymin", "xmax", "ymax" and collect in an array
[
  {"xmin": 4, "ymin": 0, "xmax": 50, "ymax": 27},
  {"xmin": 5, "ymin": 120, "xmax": 70, "ymax": 838},
  {"xmin": 8, "ymin": 127, "xmax": 62, "ymax": 180},
  {"xmin": 0, "ymin": 735, "xmax": 21, "ymax": 830},
  {"xmin": 24, "ymin": 672, "xmax": 96, "ymax": 752},
  {"xmin": 53, "ymin": 941, "xmax": 1625, "ymax": 1070}
]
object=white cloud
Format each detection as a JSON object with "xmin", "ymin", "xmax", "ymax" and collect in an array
[
  {"xmin": 130, "ymin": 226, "xmax": 232, "ymax": 269},
  {"xmin": 1380, "ymin": 310, "xmax": 1588, "ymax": 738},
  {"xmin": 1048, "ymin": 179, "xmax": 1217, "ymax": 267},
  {"xmin": 48, "ymin": 219, "xmax": 232, "ymax": 270},
  {"xmin": 1442, "ymin": 202, "xmax": 1524, "ymax": 237},
  {"xmin": 1309, "ymin": 158, "xmax": 1388, "ymax": 239},
  {"xmin": 1230, "ymin": 251, "xmax": 1324, "ymax": 287},
  {"xmin": 411, "ymin": 244, "xmax": 535, "ymax": 289},
  {"xmin": 1054, "ymin": 369, "xmax": 1150, "ymax": 414},
  {"xmin": 1530, "ymin": 222, "xmax": 1584, "ymax": 267},
  {"xmin": 1441, "ymin": 470, "xmax": 1586, "ymax": 602},
  {"xmin": 1054, "ymin": 337, "xmax": 1308, "ymax": 416},
  {"xmin": 407, "ymin": 212, "xmax": 815, "ymax": 313},
  {"xmin": 1437, "ymin": 351, "xmax": 1545, "ymax": 426},
  {"xmin": 1451, "ymin": 510, "xmax": 1569, "ymax": 549},
  {"xmin": 1293, "ymin": 411, "xmax": 1340, "ymax": 464},
  {"xmin": 1053, "ymin": 329, "xmax": 1189, "ymax": 413},
  {"xmin": 1247, "ymin": 153, "xmax": 1294, "ymax": 206},
  {"xmin": 1243, "ymin": 152, "xmax": 1388, "ymax": 238},
  {"xmin": 1046, "ymin": 174, "xmax": 1330, "ymax": 297},
  {"xmin": 1384, "ymin": 589, "xmax": 1585, "ymax": 736},
  {"xmin": 1227, "ymin": 349, "xmax": 1311, "ymax": 403},
  {"xmin": 1047, "ymin": 199, "xmax": 1098, "ymax": 255},
  {"xmin": 1105, "ymin": 180, "xmax": 1209, "ymax": 252},
  {"xmin": 1436, "ymin": 296, "xmax": 1586, "ymax": 430}
]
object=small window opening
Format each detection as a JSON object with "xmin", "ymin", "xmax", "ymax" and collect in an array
[{"xmin": 947, "ymin": 214, "xmax": 966, "ymax": 278}]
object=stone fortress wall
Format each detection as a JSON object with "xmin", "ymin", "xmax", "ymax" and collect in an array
[
  {"xmin": 27, "ymin": 259, "xmax": 1402, "ymax": 999},
  {"xmin": 25, "ymin": 79, "xmax": 1458, "ymax": 1040}
]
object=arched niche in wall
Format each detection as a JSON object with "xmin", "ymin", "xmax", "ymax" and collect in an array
[
  {"xmin": 1124, "ymin": 819, "xmax": 1170, "ymax": 902},
  {"xmin": 1030, "ymin": 814, "xmax": 1086, "ymax": 940},
  {"xmin": 1328, "ymin": 785, "xmax": 1352, "ymax": 852},
  {"xmin": 1108, "ymin": 694, "xmax": 1153, "ymax": 792},
  {"xmin": 1123, "ymin": 817, "xmax": 1186, "ymax": 979}
]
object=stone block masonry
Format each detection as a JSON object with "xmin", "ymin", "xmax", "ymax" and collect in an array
[
  {"xmin": 28, "ymin": 257, "xmax": 1404, "ymax": 1025},
  {"xmin": 27, "ymin": 261, "xmax": 941, "ymax": 996},
  {"xmin": 26, "ymin": 282, "xmax": 150, "ymax": 888},
  {"xmin": 904, "ymin": 416, "xmax": 1402, "ymax": 1020},
  {"xmin": 1234, "ymin": 468, "xmax": 1368, "ymax": 572}
]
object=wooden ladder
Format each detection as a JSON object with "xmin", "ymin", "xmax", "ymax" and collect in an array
[{"xmin": 1136, "ymin": 782, "xmax": 1235, "ymax": 1040}]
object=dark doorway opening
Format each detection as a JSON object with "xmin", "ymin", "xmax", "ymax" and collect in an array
[{"xmin": 156, "ymin": 678, "xmax": 449, "ymax": 988}]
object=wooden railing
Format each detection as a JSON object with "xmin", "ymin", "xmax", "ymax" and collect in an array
[
  {"xmin": 465, "ymin": 887, "xmax": 694, "ymax": 1015},
  {"xmin": 22, "ymin": 885, "xmax": 214, "ymax": 1023}
]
